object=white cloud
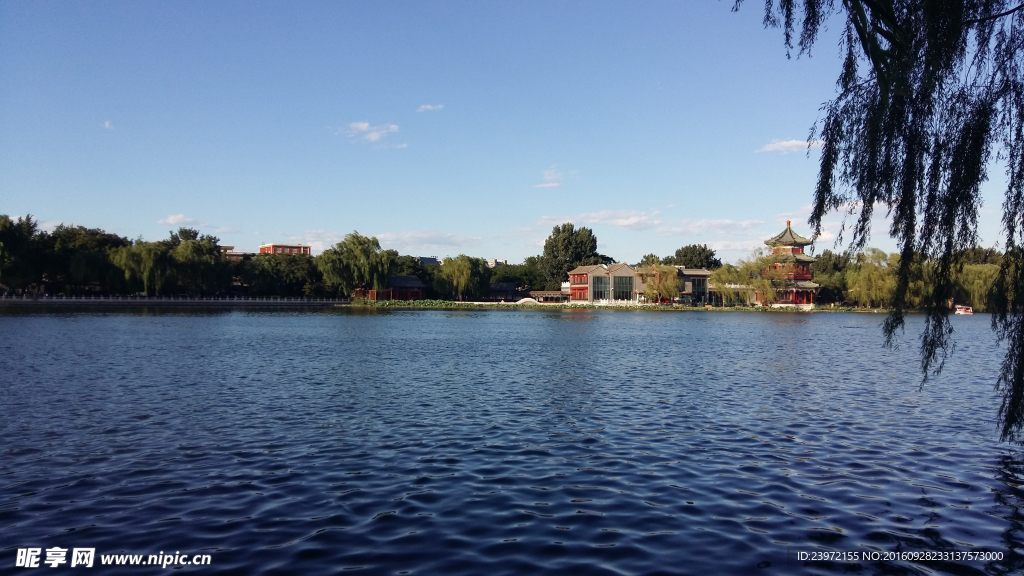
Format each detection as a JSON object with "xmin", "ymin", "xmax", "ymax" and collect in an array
[
  {"xmin": 157, "ymin": 214, "xmax": 237, "ymax": 235},
  {"xmin": 533, "ymin": 166, "xmax": 563, "ymax": 188},
  {"xmin": 375, "ymin": 230, "xmax": 481, "ymax": 253},
  {"xmin": 283, "ymin": 229, "xmax": 481, "ymax": 256},
  {"xmin": 538, "ymin": 210, "xmax": 663, "ymax": 231},
  {"xmin": 102, "ymin": 120, "xmax": 114, "ymax": 130},
  {"xmin": 158, "ymin": 214, "xmax": 201, "ymax": 226},
  {"xmin": 656, "ymin": 218, "xmax": 763, "ymax": 236},
  {"xmin": 417, "ymin": 104, "xmax": 444, "ymax": 112},
  {"xmin": 285, "ymin": 229, "xmax": 348, "ymax": 254},
  {"xmin": 345, "ymin": 121, "xmax": 399, "ymax": 142},
  {"xmin": 704, "ymin": 239, "xmax": 769, "ymax": 252},
  {"xmin": 757, "ymin": 139, "xmax": 824, "ymax": 153}
]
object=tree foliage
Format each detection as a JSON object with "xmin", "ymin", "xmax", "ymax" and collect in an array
[
  {"xmin": 538, "ymin": 223, "xmax": 603, "ymax": 290},
  {"xmin": 44, "ymin": 224, "xmax": 131, "ymax": 294},
  {"xmin": 639, "ymin": 253, "xmax": 661, "ymax": 267},
  {"xmin": 238, "ymin": 253, "xmax": 325, "ymax": 297},
  {"xmin": 436, "ymin": 255, "xmax": 492, "ymax": 300},
  {"xmin": 315, "ymin": 232, "xmax": 393, "ymax": 296},
  {"xmin": 0, "ymin": 215, "xmax": 44, "ymax": 290},
  {"xmin": 490, "ymin": 256, "xmax": 544, "ymax": 290},
  {"xmin": 662, "ymin": 244, "xmax": 723, "ymax": 269},
  {"xmin": 811, "ymin": 249, "xmax": 853, "ymax": 303},
  {"xmin": 742, "ymin": 0, "xmax": 1024, "ymax": 440},
  {"xmin": 639, "ymin": 265, "xmax": 681, "ymax": 303}
]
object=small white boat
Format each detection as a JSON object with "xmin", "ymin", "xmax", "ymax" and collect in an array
[{"xmin": 954, "ymin": 305, "xmax": 974, "ymax": 315}]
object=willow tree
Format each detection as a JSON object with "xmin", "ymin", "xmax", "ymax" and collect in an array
[
  {"xmin": 438, "ymin": 255, "xmax": 491, "ymax": 301},
  {"xmin": 739, "ymin": 0, "xmax": 1024, "ymax": 440},
  {"xmin": 640, "ymin": 265, "xmax": 681, "ymax": 303},
  {"xmin": 111, "ymin": 241, "xmax": 173, "ymax": 295},
  {"xmin": 315, "ymin": 232, "xmax": 393, "ymax": 296}
]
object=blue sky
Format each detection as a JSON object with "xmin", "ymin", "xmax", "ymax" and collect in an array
[{"xmin": 0, "ymin": 1, "xmax": 1006, "ymax": 263}]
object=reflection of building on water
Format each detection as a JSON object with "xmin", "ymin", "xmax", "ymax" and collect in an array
[{"xmin": 756, "ymin": 221, "xmax": 819, "ymax": 310}]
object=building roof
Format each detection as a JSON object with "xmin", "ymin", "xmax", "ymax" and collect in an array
[
  {"xmin": 674, "ymin": 267, "xmax": 712, "ymax": 277},
  {"xmin": 567, "ymin": 263, "xmax": 636, "ymax": 276},
  {"xmin": 765, "ymin": 221, "xmax": 813, "ymax": 247},
  {"xmin": 788, "ymin": 280, "xmax": 820, "ymax": 289},
  {"xmin": 388, "ymin": 275, "xmax": 427, "ymax": 288},
  {"xmin": 567, "ymin": 264, "xmax": 604, "ymax": 275}
]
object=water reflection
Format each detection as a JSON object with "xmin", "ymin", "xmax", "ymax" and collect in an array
[{"xmin": 0, "ymin": 310, "xmax": 1016, "ymax": 575}]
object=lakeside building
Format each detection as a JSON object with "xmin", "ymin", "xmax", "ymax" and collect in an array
[
  {"xmin": 529, "ymin": 291, "xmax": 569, "ymax": 303},
  {"xmin": 416, "ymin": 256, "xmax": 441, "ymax": 266},
  {"xmin": 488, "ymin": 282, "xmax": 519, "ymax": 301},
  {"xmin": 259, "ymin": 243, "xmax": 311, "ymax": 255},
  {"xmin": 487, "ymin": 259, "xmax": 507, "ymax": 268},
  {"xmin": 632, "ymin": 266, "xmax": 712, "ymax": 304},
  {"xmin": 568, "ymin": 263, "xmax": 638, "ymax": 303},
  {"xmin": 568, "ymin": 263, "xmax": 713, "ymax": 305},
  {"xmin": 356, "ymin": 275, "xmax": 427, "ymax": 301},
  {"xmin": 756, "ymin": 221, "xmax": 819, "ymax": 309}
]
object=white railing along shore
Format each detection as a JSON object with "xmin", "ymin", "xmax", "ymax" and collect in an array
[{"xmin": 0, "ymin": 294, "xmax": 350, "ymax": 304}]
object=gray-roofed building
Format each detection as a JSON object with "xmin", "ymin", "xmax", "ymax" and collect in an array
[
  {"xmin": 488, "ymin": 282, "xmax": 519, "ymax": 301},
  {"xmin": 568, "ymin": 263, "xmax": 638, "ymax": 303},
  {"xmin": 367, "ymin": 275, "xmax": 426, "ymax": 301}
]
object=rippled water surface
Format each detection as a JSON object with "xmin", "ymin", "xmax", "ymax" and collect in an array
[{"xmin": 2, "ymin": 309, "xmax": 1022, "ymax": 575}]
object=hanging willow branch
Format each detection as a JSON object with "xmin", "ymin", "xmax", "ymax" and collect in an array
[{"xmin": 736, "ymin": 0, "xmax": 1024, "ymax": 440}]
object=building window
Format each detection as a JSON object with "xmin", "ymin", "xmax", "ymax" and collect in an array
[
  {"xmin": 613, "ymin": 276, "xmax": 633, "ymax": 300},
  {"xmin": 593, "ymin": 276, "xmax": 609, "ymax": 300}
]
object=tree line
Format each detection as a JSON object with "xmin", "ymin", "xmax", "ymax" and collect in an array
[
  {"xmin": 710, "ymin": 246, "xmax": 1002, "ymax": 310},
  {"xmin": 0, "ymin": 215, "xmax": 730, "ymax": 301},
  {"xmin": 1, "ymin": 214, "xmax": 1000, "ymax": 308}
]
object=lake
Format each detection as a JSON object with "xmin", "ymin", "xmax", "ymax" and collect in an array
[{"xmin": 0, "ymin": 308, "xmax": 1020, "ymax": 575}]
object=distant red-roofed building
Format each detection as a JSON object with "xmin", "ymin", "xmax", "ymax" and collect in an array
[{"xmin": 259, "ymin": 243, "xmax": 311, "ymax": 256}]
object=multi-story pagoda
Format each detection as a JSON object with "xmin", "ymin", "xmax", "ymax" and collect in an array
[{"xmin": 760, "ymin": 220, "xmax": 818, "ymax": 308}]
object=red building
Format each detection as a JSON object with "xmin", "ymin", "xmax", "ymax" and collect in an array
[
  {"xmin": 259, "ymin": 243, "xmax": 311, "ymax": 255},
  {"xmin": 759, "ymin": 221, "xmax": 818, "ymax": 308},
  {"xmin": 219, "ymin": 246, "xmax": 251, "ymax": 262}
]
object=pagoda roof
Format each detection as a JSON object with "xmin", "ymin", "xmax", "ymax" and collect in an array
[{"xmin": 766, "ymin": 221, "xmax": 813, "ymax": 247}]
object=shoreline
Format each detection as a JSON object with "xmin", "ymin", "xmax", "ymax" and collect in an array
[{"xmin": 0, "ymin": 297, "xmax": 978, "ymax": 315}]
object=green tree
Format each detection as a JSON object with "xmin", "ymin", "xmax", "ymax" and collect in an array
[
  {"xmin": 639, "ymin": 265, "xmax": 680, "ymax": 303},
  {"xmin": 639, "ymin": 253, "xmax": 661, "ymax": 267},
  {"xmin": 490, "ymin": 256, "xmax": 544, "ymax": 291},
  {"xmin": 538, "ymin": 223, "xmax": 601, "ymax": 290},
  {"xmin": 740, "ymin": 0, "xmax": 1024, "ymax": 439},
  {"xmin": 111, "ymin": 240, "xmax": 173, "ymax": 295},
  {"xmin": 437, "ymin": 255, "xmax": 491, "ymax": 301},
  {"xmin": 845, "ymin": 249, "xmax": 897, "ymax": 308},
  {"xmin": 662, "ymin": 244, "xmax": 722, "ymax": 269},
  {"xmin": 44, "ymin": 224, "xmax": 131, "ymax": 295},
  {"xmin": 170, "ymin": 237, "xmax": 229, "ymax": 295},
  {"xmin": 315, "ymin": 232, "xmax": 393, "ymax": 296},
  {"xmin": 0, "ymin": 215, "xmax": 45, "ymax": 291},
  {"xmin": 955, "ymin": 263, "xmax": 1000, "ymax": 311},
  {"xmin": 709, "ymin": 250, "xmax": 786, "ymax": 305},
  {"xmin": 238, "ymin": 253, "xmax": 324, "ymax": 297},
  {"xmin": 958, "ymin": 246, "xmax": 1003, "ymax": 266},
  {"xmin": 812, "ymin": 249, "xmax": 852, "ymax": 304}
]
